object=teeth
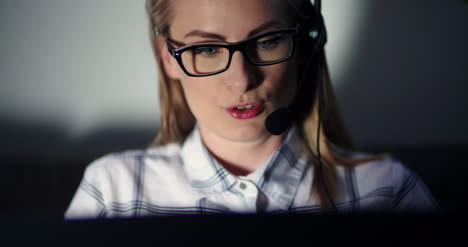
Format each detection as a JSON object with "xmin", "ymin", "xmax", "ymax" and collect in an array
[{"xmin": 235, "ymin": 104, "xmax": 254, "ymax": 110}]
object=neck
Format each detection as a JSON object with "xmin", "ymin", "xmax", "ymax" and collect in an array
[{"xmin": 199, "ymin": 127, "xmax": 288, "ymax": 177}]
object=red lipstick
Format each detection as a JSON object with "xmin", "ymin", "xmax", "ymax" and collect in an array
[{"xmin": 226, "ymin": 101, "xmax": 264, "ymax": 120}]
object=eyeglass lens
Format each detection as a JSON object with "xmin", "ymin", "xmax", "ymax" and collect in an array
[{"xmin": 180, "ymin": 32, "xmax": 293, "ymax": 75}]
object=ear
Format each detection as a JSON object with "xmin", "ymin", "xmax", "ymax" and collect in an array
[{"xmin": 156, "ymin": 35, "xmax": 180, "ymax": 80}]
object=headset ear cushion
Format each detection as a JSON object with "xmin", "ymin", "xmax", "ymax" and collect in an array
[{"xmin": 297, "ymin": 5, "xmax": 327, "ymax": 60}]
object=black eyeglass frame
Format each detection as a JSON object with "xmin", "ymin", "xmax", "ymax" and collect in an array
[{"xmin": 166, "ymin": 25, "xmax": 300, "ymax": 77}]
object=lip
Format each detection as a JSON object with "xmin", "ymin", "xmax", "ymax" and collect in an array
[{"xmin": 226, "ymin": 101, "xmax": 265, "ymax": 120}]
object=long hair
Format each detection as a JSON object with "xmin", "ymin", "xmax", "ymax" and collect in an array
[{"xmin": 145, "ymin": 0, "xmax": 389, "ymax": 208}]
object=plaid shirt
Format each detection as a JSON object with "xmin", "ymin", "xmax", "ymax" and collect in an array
[{"xmin": 65, "ymin": 127, "xmax": 440, "ymax": 219}]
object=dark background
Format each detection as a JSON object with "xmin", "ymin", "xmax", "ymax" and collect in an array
[
  {"xmin": 1, "ymin": 0, "xmax": 467, "ymax": 219},
  {"xmin": 336, "ymin": 0, "xmax": 468, "ymax": 214}
]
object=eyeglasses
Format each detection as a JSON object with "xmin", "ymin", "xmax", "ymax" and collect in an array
[{"xmin": 166, "ymin": 26, "xmax": 299, "ymax": 77}]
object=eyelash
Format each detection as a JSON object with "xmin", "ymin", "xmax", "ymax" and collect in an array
[
  {"xmin": 257, "ymin": 36, "xmax": 284, "ymax": 48},
  {"xmin": 193, "ymin": 47, "xmax": 222, "ymax": 55}
]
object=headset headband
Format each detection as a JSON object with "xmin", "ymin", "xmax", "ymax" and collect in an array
[{"xmin": 315, "ymin": 0, "xmax": 321, "ymax": 12}]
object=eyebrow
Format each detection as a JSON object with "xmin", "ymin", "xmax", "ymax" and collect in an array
[{"xmin": 183, "ymin": 20, "xmax": 288, "ymax": 41}]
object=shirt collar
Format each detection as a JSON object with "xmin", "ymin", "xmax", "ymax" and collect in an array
[
  {"xmin": 180, "ymin": 127, "xmax": 237, "ymax": 196},
  {"xmin": 180, "ymin": 126, "xmax": 308, "ymax": 210}
]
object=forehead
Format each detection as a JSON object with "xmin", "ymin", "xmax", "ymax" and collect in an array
[{"xmin": 169, "ymin": 0, "xmax": 291, "ymax": 40}]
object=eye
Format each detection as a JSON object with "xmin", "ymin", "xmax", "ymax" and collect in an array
[
  {"xmin": 193, "ymin": 47, "xmax": 220, "ymax": 56},
  {"xmin": 256, "ymin": 36, "xmax": 284, "ymax": 49}
]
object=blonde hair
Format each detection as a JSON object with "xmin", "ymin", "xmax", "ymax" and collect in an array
[{"xmin": 145, "ymin": 0, "xmax": 389, "ymax": 208}]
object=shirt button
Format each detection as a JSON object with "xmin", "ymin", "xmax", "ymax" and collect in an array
[{"xmin": 239, "ymin": 182, "xmax": 247, "ymax": 190}]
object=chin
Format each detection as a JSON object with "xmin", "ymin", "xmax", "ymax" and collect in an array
[
  {"xmin": 198, "ymin": 113, "xmax": 271, "ymax": 143},
  {"xmin": 220, "ymin": 121, "xmax": 270, "ymax": 143}
]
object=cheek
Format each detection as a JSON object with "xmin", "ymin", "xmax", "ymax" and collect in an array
[
  {"xmin": 267, "ymin": 62, "xmax": 298, "ymax": 105},
  {"xmin": 179, "ymin": 78, "xmax": 220, "ymax": 119}
]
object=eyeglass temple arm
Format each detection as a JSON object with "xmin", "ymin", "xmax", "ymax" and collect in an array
[{"xmin": 165, "ymin": 40, "xmax": 181, "ymax": 57}]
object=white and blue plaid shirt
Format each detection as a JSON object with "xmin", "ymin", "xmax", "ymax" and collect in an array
[{"xmin": 65, "ymin": 127, "xmax": 440, "ymax": 219}]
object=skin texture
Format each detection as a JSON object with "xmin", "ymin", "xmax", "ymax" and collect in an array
[{"xmin": 159, "ymin": 0, "xmax": 298, "ymax": 176}]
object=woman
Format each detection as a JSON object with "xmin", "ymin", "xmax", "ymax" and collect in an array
[{"xmin": 65, "ymin": 0, "xmax": 439, "ymax": 219}]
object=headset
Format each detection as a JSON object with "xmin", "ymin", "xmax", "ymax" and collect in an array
[{"xmin": 264, "ymin": 0, "xmax": 338, "ymax": 212}]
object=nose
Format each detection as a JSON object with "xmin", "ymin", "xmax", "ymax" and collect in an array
[{"xmin": 225, "ymin": 51, "xmax": 258, "ymax": 93}]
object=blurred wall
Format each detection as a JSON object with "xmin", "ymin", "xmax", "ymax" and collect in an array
[
  {"xmin": 0, "ymin": 0, "xmax": 467, "ymax": 161},
  {"xmin": 0, "ymin": 0, "xmax": 159, "ymax": 135}
]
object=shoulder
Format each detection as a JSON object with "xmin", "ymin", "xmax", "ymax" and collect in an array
[
  {"xmin": 65, "ymin": 143, "xmax": 186, "ymax": 219},
  {"xmin": 82, "ymin": 143, "xmax": 184, "ymax": 187},
  {"xmin": 347, "ymin": 151, "xmax": 417, "ymax": 192},
  {"xmin": 87, "ymin": 143, "xmax": 181, "ymax": 168},
  {"xmin": 346, "ymin": 151, "xmax": 440, "ymax": 212},
  {"xmin": 354, "ymin": 154, "xmax": 410, "ymax": 183},
  {"xmin": 333, "ymin": 146, "xmax": 410, "ymax": 188}
]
